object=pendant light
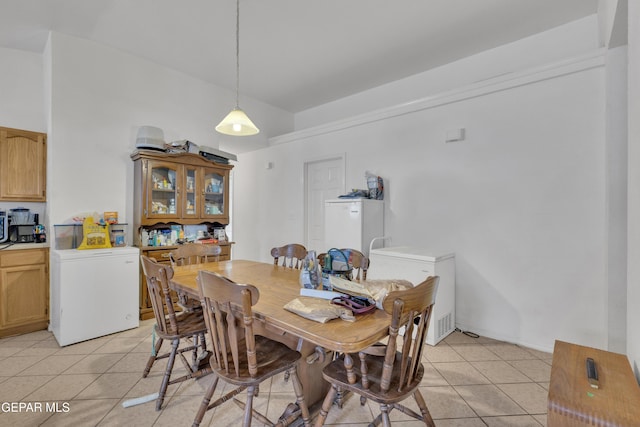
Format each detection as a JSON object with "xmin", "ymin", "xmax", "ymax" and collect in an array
[{"xmin": 216, "ymin": 0, "xmax": 259, "ymax": 136}]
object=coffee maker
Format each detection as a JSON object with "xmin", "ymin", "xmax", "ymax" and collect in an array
[{"xmin": 8, "ymin": 208, "xmax": 40, "ymax": 243}]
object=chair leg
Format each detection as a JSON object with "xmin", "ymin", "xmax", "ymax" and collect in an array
[
  {"xmin": 369, "ymin": 412, "xmax": 383, "ymax": 427},
  {"xmin": 335, "ymin": 386, "xmax": 346, "ymax": 409},
  {"xmin": 379, "ymin": 403, "xmax": 391, "ymax": 427},
  {"xmin": 143, "ymin": 337, "xmax": 164, "ymax": 378},
  {"xmin": 243, "ymin": 386, "xmax": 256, "ymax": 427},
  {"xmin": 413, "ymin": 389, "xmax": 435, "ymax": 427},
  {"xmin": 199, "ymin": 332, "xmax": 207, "ymax": 352},
  {"xmin": 314, "ymin": 384, "xmax": 339, "ymax": 427},
  {"xmin": 156, "ymin": 339, "xmax": 179, "ymax": 411},
  {"xmin": 193, "ymin": 332, "xmax": 211, "ymax": 373},
  {"xmin": 192, "ymin": 375, "xmax": 219, "ymax": 427},
  {"xmin": 191, "ymin": 334, "xmax": 199, "ymax": 368},
  {"xmin": 288, "ymin": 368, "xmax": 311, "ymax": 427}
]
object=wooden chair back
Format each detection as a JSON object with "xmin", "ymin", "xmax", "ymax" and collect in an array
[
  {"xmin": 376, "ymin": 276, "xmax": 439, "ymax": 393},
  {"xmin": 140, "ymin": 255, "xmax": 180, "ymax": 336},
  {"xmin": 318, "ymin": 248, "xmax": 370, "ymax": 280},
  {"xmin": 170, "ymin": 243, "xmax": 221, "ymax": 267},
  {"xmin": 271, "ymin": 243, "xmax": 307, "ymax": 269},
  {"xmin": 315, "ymin": 275, "xmax": 440, "ymax": 426},
  {"xmin": 197, "ymin": 270, "xmax": 261, "ymax": 378},
  {"xmin": 343, "ymin": 248, "xmax": 369, "ymax": 280}
]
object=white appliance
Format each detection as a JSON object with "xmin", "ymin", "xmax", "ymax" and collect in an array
[
  {"xmin": 368, "ymin": 246, "xmax": 455, "ymax": 345},
  {"xmin": 324, "ymin": 198, "xmax": 383, "ymax": 256},
  {"xmin": 50, "ymin": 247, "xmax": 140, "ymax": 346}
]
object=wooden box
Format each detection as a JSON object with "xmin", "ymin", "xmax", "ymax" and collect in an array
[{"xmin": 548, "ymin": 340, "xmax": 640, "ymax": 426}]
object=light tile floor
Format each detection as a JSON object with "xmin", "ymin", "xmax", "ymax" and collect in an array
[{"xmin": 0, "ymin": 321, "xmax": 551, "ymax": 426}]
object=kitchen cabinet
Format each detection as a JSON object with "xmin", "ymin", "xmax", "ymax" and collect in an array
[
  {"xmin": 0, "ymin": 248, "xmax": 49, "ymax": 337},
  {"xmin": 0, "ymin": 126, "xmax": 47, "ymax": 201},
  {"xmin": 139, "ymin": 243, "xmax": 232, "ymax": 320},
  {"xmin": 131, "ymin": 150, "xmax": 233, "ymax": 227}
]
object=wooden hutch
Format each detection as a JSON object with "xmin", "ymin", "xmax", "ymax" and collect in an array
[{"xmin": 131, "ymin": 149, "xmax": 234, "ymax": 320}]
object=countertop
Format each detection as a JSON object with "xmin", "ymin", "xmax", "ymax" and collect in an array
[
  {"xmin": 141, "ymin": 241, "xmax": 234, "ymax": 251},
  {"xmin": 0, "ymin": 242, "xmax": 50, "ymax": 251}
]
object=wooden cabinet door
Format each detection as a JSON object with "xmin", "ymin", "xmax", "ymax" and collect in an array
[
  {"xmin": 144, "ymin": 160, "xmax": 181, "ymax": 220},
  {"xmin": 0, "ymin": 127, "xmax": 47, "ymax": 201},
  {"xmin": 0, "ymin": 249, "xmax": 48, "ymax": 336},
  {"xmin": 200, "ymin": 166, "xmax": 230, "ymax": 222},
  {"xmin": 182, "ymin": 165, "xmax": 200, "ymax": 219},
  {"xmin": 0, "ymin": 264, "xmax": 48, "ymax": 332}
]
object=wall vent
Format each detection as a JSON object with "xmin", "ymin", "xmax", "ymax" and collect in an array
[{"xmin": 436, "ymin": 312, "xmax": 453, "ymax": 341}]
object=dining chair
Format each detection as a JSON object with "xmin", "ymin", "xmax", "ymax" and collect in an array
[
  {"xmin": 271, "ymin": 243, "xmax": 307, "ymax": 269},
  {"xmin": 169, "ymin": 243, "xmax": 222, "ymax": 311},
  {"xmin": 169, "ymin": 242, "xmax": 222, "ymax": 266},
  {"xmin": 318, "ymin": 248, "xmax": 370, "ymax": 280},
  {"xmin": 140, "ymin": 255, "xmax": 211, "ymax": 411},
  {"xmin": 193, "ymin": 270, "xmax": 311, "ymax": 427},
  {"xmin": 314, "ymin": 276, "xmax": 440, "ymax": 427}
]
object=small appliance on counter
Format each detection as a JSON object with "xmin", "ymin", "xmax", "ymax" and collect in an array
[
  {"xmin": 8, "ymin": 207, "xmax": 40, "ymax": 243},
  {"xmin": 33, "ymin": 224, "xmax": 47, "ymax": 243},
  {"xmin": 0, "ymin": 210, "xmax": 8, "ymax": 243}
]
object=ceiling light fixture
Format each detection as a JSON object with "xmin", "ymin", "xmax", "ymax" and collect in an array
[{"xmin": 216, "ymin": 0, "xmax": 259, "ymax": 136}]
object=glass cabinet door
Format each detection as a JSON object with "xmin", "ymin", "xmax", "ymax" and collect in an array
[
  {"xmin": 202, "ymin": 168, "xmax": 227, "ymax": 218},
  {"xmin": 183, "ymin": 166, "xmax": 198, "ymax": 218},
  {"xmin": 146, "ymin": 161, "xmax": 180, "ymax": 219}
]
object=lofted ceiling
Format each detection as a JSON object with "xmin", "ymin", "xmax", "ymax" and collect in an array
[{"xmin": 0, "ymin": 0, "xmax": 597, "ymax": 114}]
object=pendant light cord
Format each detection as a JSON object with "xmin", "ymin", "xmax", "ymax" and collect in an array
[{"xmin": 235, "ymin": 0, "xmax": 240, "ymax": 109}]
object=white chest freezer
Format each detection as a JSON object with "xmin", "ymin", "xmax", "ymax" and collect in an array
[
  {"xmin": 50, "ymin": 247, "xmax": 140, "ymax": 346},
  {"xmin": 368, "ymin": 246, "xmax": 455, "ymax": 345}
]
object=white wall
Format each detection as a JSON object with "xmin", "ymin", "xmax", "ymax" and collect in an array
[
  {"xmin": 0, "ymin": 47, "xmax": 45, "ymax": 132},
  {"xmin": 626, "ymin": 0, "xmax": 640, "ymax": 380},
  {"xmin": 44, "ymin": 32, "xmax": 292, "ymax": 231},
  {"xmin": 234, "ymin": 19, "xmax": 612, "ymax": 352},
  {"xmin": 1, "ymin": 33, "xmax": 293, "ymax": 233},
  {"xmin": 605, "ymin": 45, "xmax": 628, "ymax": 353}
]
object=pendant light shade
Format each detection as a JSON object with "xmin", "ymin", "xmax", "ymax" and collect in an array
[
  {"xmin": 216, "ymin": 108, "xmax": 259, "ymax": 136},
  {"xmin": 216, "ymin": 0, "xmax": 259, "ymax": 136}
]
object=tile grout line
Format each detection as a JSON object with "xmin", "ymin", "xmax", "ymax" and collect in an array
[{"xmin": 438, "ymin": 337, "xmax": 548, "ymax": 422}]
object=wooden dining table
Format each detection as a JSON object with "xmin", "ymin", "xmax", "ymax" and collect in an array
[{"xmin": 169, "ymin": 259, "xmax": 393, "ymax": 411}]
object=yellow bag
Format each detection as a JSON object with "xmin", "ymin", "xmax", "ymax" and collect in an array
[{"xmin": 77, "ymin": 217, "xmax": 111, "ymax": 249}]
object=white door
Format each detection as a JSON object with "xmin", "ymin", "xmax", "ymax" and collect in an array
[{"xmin": 305, "ymin": 156, "xmax": 345, "ymax": 253}]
